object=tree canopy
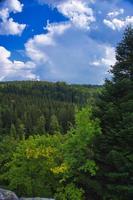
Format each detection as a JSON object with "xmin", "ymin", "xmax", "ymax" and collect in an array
[{"xmin": 94, "ymin": 26, "xmax": 133, "ymax": 200}]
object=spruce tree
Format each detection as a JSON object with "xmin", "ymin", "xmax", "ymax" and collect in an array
[
  {"xmin": 94, "ymin": 26, "xmax": 133, "ymax": 200},
  {"xmin": 34, "ymin": 115, "xmax": 46, "ymax": 134},
  {"xmin": 17, "ymin": 119, "xmax": 25, "ymax": 139},
  {"xmin": 49, "ymin": 114, "xmax": 60, "ymax": 134},
  {"xmin": 0, "ymin": 111, "xmax": 2, "ymax": 134},
  {"xmin": 10, "ymin": 124, "xmax": 16, "ymax": 138}
]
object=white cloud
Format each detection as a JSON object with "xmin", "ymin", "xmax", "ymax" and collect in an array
[
  {"xmin": 57, "ymin": 0, "xmax": 95, "ymax": 30},
  {"xmin": 24, "ymin": 21, "xmax": 115, "ymax": 84},
  {"xmin": 126, "ymin": 16, "xmax": 133, "ymax": 24},
  {"xmin": 104, "ymin": 9, "xmax": 133, "ymax": 31},
  {"xmin": 0, "ymin": 18, "xmax": 26, "ymax": 36},
  {"xmin": 104, "ymin": 18, "xmax": 124, "ymax": 30},
  {"xmin": 0, "ymin": 0, "xmax": 26, "ymax": 35},
  {"xmin": 91, "ymin": 46, "xmax": 116, "ymax": 67},
  {"xmin": 38, "ymin": 0, "xmax": 96, "ymax": 5},
  {"xmin": 26, "ymin": 22, "xmax": 71, "ymax": 63},
  {"xmin": 101, "ymin": 46, "xmax": 116, "ymax": 66},
  {"xmin": 0, "ymin": 46, "xmax": 37, "ymax": 81},
  {"xmin": 107, "ymin": 9, "xmax": 124, "ymax": 18},
  {"xmin": 0, "ymin": 8, "xmax": 9, "ymax": 20},
  {"xmin": 45, "ymin": 20, "xmax": 71, "ymax": 35},
  {"xmin": 3, "ymin": 0, "xmax": 23, "ymax": 13},
  {"xmin": 38, "ymin": 0, "xmax": 95, "ymax": 30}
]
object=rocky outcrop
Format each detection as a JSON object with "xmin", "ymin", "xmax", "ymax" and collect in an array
[
  {"xmin": 0, "ymin": 188, "xmax": 18, "ymax": 200},
  {"xmin": 0, "ymin": 189, "xmax": 55, "ymax": 200},
  {"xmin": 20, "ymin": 199, "xmax": 55, "ymax": 200}
]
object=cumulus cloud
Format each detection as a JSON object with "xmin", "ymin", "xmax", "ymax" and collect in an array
[
  {"xmin": 0, "ymin": 46, "xmax": 38, "ymax": 81},
  {"xmin": 3, "ymin": 0, "xmax": 23, "ymax": 13},
  {"xmin": 0, "ymin": 0, "xmax": 26, "ymax": 35},
  {"xmin": 104, "ymin": 8, "xmax": 133, "ymax": 31},
  {"xmin": 38, "ymin": 0, "xmax": 95, "ymax": 30},
  {"xmin": 24, "ymin": 21, "xmax": 115, "ymax": 84},
  {"xmin": 0, "ymin": 8, "xmax": 9, "ymax": 20},
  {"xmin": 104, "ymin": 18, "xmax": 124, "ymax": 30},
  {"xmin": 0, "ymin": 17, "xmax": 26, "ymax": 36},
  {"xmin": 91, "ymin": 46, "xmax": 116, "ymax": 67},
  {"xmin": 57, "ymin": 0, "xmax": 95, "ymax": 29},
  {"xmin": 26, "ymin": 22, "xmax": 71, "ymax": 63},
  {"xmin": 104, "ymin": 16, "xmax": 133, "ymax": 30},
  {"xmin": 107, "ymin": 9, "xmax": 124, "ymax": 18},
  {"xmin": 38, "ymin": 0, "xmax": 95, "ymax": 6}
]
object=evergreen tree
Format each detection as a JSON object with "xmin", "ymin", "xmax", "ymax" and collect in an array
[
  {"xmin": 0, "ymin": 111, "xmax": 2, "ymax": 134},
  {"xmin": 94, "ymin": 26, "xmax": 133, "ymax": 200},
  {"xmin": 0, "ymin": 135, "xmax": 18, "ymax": 188},
  {"xmin": 17, "ymin": 119, "xmax": 25, "ymax": 139},
  {"xmin": 10, "ymin": 124, "xmax": 16, "ymax": 138},
  {"xmin": 34, "ymin": 115, "xmax": 46, "ymax": 134},
  {"xmin": 0, "ymin": 81, "xmax": 98, "ymax": 136},
  {"xmin": 49, "ymin": 114, "xmax": 60, "ymax": 134}
]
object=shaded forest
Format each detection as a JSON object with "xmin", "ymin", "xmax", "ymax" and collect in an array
[{"xmin": 0, "ymin": 81, "xmax": 100, "ymax": 136}]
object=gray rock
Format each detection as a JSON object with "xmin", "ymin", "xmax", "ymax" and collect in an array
[
  {"xmin": 0, "ymin": 189, "xmax": 55, "ymax": 200},
  {"xmin": 20, "ymin": 198, "xmax": 55, "ymax": 200},
  {"xmin": 0, "ymin": 188, "xmax": 18, "ymax": 200}
]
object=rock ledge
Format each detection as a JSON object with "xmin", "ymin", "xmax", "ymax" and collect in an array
[
  {"xmin": 0, "ymin": 188, "xmax": 55, "ymax": 200},
  {"xmin": 0, "ymin": 188, "xmax": 18, "ymax": 200}
]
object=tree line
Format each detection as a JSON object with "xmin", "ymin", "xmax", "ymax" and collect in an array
[{"xmin": 0, "ymin": 81, "xmax": 100, "ymax": 136}]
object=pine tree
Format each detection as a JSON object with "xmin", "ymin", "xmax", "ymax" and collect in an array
[
  {"xmin": 34, "ymin": 115, "xmax": 46, "ymax": 134},
  {"xmin": 17, "ymin": 119, "xmax": 25, "ymax": 139},
  {"xmin": 0, "ymin": 111, "xmax": 2, "ymax": 134},
  {"xmin": 49, "ymin": 114, "xmax": 60, "ymax": 134},
  {"xmin": 10, "ymin": 124, "xmax": 16, "ymax": 138},
  {"xmin": 94, "ymin": 26, "xmax": 133, "ymax": 200}
]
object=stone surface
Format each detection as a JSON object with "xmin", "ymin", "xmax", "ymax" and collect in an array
[
  {"xmin": 0, "ymin": 189, "xmax": 55, "ymax": 200},
  {"xmin": 20, "ymin": 199, "xmax": 55, "ymax": 200},
  {"xmin": 0, "ymin": 188, "xmax": 18, "ymax": 200}
]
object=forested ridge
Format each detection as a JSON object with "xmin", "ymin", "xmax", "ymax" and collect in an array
[
  {"xmin": 0, "ymin": 27, "xmax": 133, "ymax": 200},
  {"xmin": 0, "ymin": 81, "xmax": 100, "ymax": 135}
]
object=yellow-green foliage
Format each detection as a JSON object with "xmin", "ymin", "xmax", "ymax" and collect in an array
[
  {"xmin": 51, "ymin": 163, "xmax": 68, "ymax": 175},
  {"xmin": 55, "ymin": 183, "xmax": 85, "ymax": 200},
  {"xmin": 7, "ymin": 134, "xmax": 65, "ymax": 197},
  {"xmin": 6, "ymin": 107, "xmax": 101, "ymax": 198}
]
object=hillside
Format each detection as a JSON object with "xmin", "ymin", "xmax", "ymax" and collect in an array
[{"xmin": 0, "ymin": 81, "xmax": 101, "ymax": 136}]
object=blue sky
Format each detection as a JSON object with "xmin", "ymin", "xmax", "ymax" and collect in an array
[{"xmin": 0, "ymin": 0, "xmax": 133, "ymax": 84}]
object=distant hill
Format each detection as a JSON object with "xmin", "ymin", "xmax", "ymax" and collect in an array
[{"xmin": 0, "ymin": 81, "xmax": 101, "ymax": 136}]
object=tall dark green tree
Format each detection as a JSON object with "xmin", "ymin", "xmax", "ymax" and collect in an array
[
  {"xmin": 49, "ymin": 115, "xmax": 60, "ymax": 134},
  {"xmin": 94, "ymin": 26, "xmax": 133, "ymax": 200},
  {"xmin": 34, "ymin": 115, "xmax": 46, "ymax": 134},
  {"xmin": 0, "ymin": 111, "xmax": 2, "ymax": 134},
  {"xmin": 10, "ymin": 124, "xmax": 16, "ymax": 138},
  {"xmin": 17, "ymin": 119, "xmax": 25, "ymax": 139}
]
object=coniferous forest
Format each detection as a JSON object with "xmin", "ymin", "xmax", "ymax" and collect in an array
[{"xmin": 0, "ymin": 27, "xmax": 133, "ymax": 200}]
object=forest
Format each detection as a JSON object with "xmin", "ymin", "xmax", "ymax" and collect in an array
[
  {"xmin": 0, "ymin": 27, "xmax": 133, "ymax": 200},
  {"xmin": 0, "ymin": 81, "xmax": 100, "ymax": 135}
]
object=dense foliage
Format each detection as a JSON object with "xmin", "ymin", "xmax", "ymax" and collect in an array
[
  {"xmin": 0, "ymin": 81, "xmax": 100, "ymax": 136},
  {"xmin": 0, "ymin": 107, "xmax": 100, "ymax": 199},
  {"xmin": 0, "ymin": 27, "xmax": 132, "ymax": 200},
  {"xmin": 94, "ymin": 26, "xmax": 133, "ymax": 200}
]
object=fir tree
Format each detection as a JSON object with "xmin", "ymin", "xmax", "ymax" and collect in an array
[
  {"xmin": 94, "ymin": 26, "xmax": 133, "ymax": 200},
  {"xmin": 10, "ymin": 124, "xmax": 16, "ymax": 138},
  {"xmin": 50, "ymin": 114, "xmax": 60, "ymax": 134},
  {"xmin": 34, "ymin": 115, "xmax": 46, "ymax": 134}
]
